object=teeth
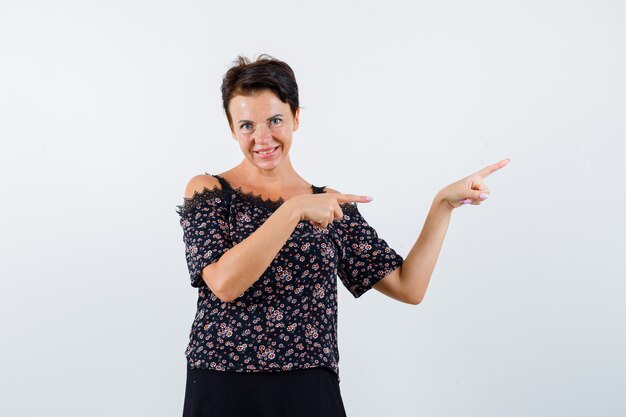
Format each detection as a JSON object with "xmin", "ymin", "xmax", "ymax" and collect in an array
[{"xmin": 257, "ymin": 147, "xmax": 276, "ymax": 155}]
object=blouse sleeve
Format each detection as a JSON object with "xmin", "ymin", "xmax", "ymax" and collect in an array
[
  {"xmin": 176, "ymin": 189, "xmax": 232, "ymax": 288},
  {"xmin": 335, "ymin": 203, "xmax": 404, "ymax": 298}
]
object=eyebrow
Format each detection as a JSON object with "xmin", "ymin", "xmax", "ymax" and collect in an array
[{"xmin": 238, "ymin": 114, "xmax": 284, "ymax": 124}]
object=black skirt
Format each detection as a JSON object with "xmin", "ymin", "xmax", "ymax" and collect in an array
[{"xmin": 182, "ymin": 363, "xmax": 348, "ymax": 417}]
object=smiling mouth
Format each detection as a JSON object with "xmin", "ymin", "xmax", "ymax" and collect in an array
[{"xmin": 255, "ymin": 146, "xmax": 279, "ymax": 155}]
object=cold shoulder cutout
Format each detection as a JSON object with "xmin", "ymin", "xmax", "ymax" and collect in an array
[{"xmin": 176, "ymin": 175, "xmax": 227, "ymax": 218}]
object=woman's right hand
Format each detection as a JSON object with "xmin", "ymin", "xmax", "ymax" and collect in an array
[{"xmin": 287, "ymin": 193, "xmax": 374, "ymax": 228}]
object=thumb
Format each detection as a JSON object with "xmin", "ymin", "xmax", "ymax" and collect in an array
[
  {"xmin": 458, "ymin": 191, "xmax": 489, "ymax": 204},
  {"xmin": 473, "ymin": 190, "xmax": 489, "ymax": 200}
]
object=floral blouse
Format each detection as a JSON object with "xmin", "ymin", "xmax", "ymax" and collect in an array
[{"xmin": 175, "ymin": 173, "xmax": 404, "ymax": 383}]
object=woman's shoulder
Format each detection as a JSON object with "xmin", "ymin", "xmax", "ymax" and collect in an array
[
  {"xmin": 183, "ymin": 173, "xmax": 223, "ymax": 199},
  {"xmin": 176, "ymin": 173, "xmax": 229, "ymax": 218}
]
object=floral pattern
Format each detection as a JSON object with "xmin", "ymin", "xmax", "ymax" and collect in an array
[{"xmin": 175, "ymin": 174, "xmax": 404, "ymax": 383}]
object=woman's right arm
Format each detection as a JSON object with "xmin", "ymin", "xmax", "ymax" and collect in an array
[
  {"xmin": 185, "ymin": 175, "xmax": 302, "ymax": 303},
  {"xmin": 212, "ymin": 201, "xmax": 302, "ymax": 302}
]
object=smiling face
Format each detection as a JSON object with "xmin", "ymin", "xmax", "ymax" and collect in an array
[{"xmin": 229, "ymin": 89, "xmax": 300, "ymax": 173}]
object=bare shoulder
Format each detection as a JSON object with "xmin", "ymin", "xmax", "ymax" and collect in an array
[{"xmin": 184, "ymin": 174, "xmax": 222, "ymax": 199}]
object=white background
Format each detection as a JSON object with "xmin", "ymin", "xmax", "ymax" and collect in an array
[{"xmin": 1, "ymin": 1, "xmax": 625, "ymax": 416}]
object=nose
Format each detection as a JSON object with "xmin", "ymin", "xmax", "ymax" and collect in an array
[{"xmin": 254, "ymin": 124, "xmax": 273, "ymax": 141}]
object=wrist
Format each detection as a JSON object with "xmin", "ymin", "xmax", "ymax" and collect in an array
[
  {"xmin": 282, "ymin": 197, "xmax": 305, "ymax": 222},
  {"xmin": 434, "ymin": 192, "xmax": 455, "ymax": 212}
]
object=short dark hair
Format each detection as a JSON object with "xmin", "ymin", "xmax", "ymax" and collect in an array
[{"xmin": 221, "ymin": 54, "xmax": 300, "ymax": 131}]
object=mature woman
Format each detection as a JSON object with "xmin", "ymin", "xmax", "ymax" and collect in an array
[{"xmin": 176, "ymin": 54, "xmax": 509, "ymax": 417}]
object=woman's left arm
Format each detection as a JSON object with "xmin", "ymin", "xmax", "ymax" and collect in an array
[{"xmin": 374, "ymin": 158, "xmax": 510, "ymax": 304}]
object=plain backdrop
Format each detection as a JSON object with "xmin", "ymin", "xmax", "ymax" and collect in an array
[{"xmin": 1, "ymin": 1, "xmax": 625, "ymax": 416}]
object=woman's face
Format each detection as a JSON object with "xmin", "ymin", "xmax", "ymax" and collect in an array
[{"xmin": 229, "ymin": 89, "xmax": 299, "ymax": 171}]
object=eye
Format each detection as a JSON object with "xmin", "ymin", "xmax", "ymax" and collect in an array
[
  {"xmin": 270, "ymin": 118, "xmax": 283, "ymax": 126},
  {"xmin": 240, "ymin": 123, "xmax": 253, "ymax": 131}
]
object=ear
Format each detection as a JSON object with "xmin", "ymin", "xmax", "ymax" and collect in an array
[{"xmin": 293, "ymin": 107, "xmax": 300, "ymax": 132}]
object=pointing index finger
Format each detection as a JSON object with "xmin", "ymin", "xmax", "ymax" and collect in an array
[
  {"xmin": 476, "ymin": 158, "xmax": 510, "ymax": 178},
  {"xmin": 336, "ymin": 193, "xmax": 374, "ymax": 204}
]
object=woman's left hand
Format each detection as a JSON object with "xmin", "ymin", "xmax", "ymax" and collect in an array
[{"xmin": 436, "ymin": 158, "xmax": 510, "ymax": 211}]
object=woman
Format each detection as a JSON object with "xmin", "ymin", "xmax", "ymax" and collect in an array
[{"xmin": 177, "ymin": 54, "xmax": 509, "ymax": 417}]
